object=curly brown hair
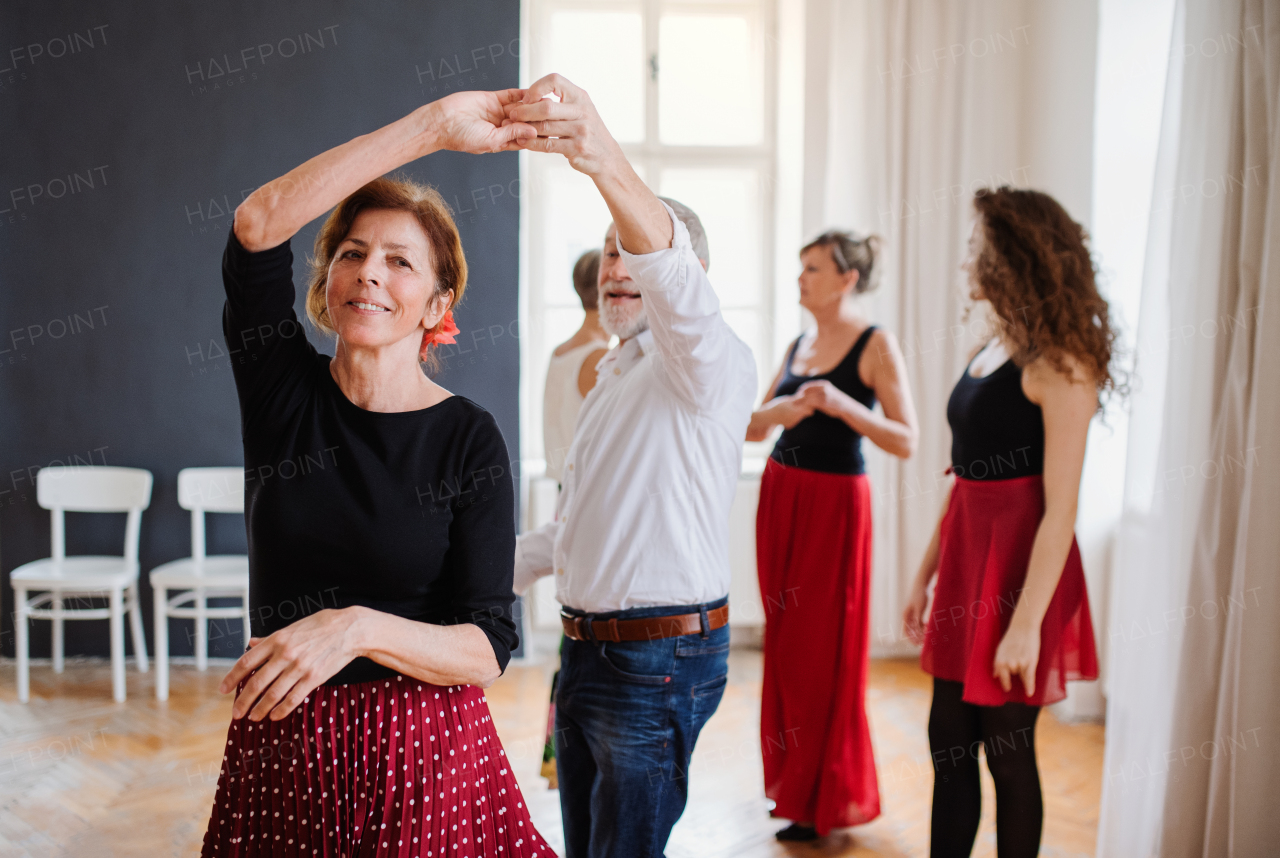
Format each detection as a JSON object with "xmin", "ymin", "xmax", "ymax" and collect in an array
[
  {"xmin": 970, "ymin": 187, "xmax": 1123, "ymax": 404},
  {"xmin": 306, "ymin": 175, "xmax": 466, "ymax": 367}
]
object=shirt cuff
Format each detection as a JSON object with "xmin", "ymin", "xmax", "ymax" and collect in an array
[
  {"xmin": 513, "ymin": 538, "xmax": 552, "ymax": 596},
  {"xmin": 616, "ymin": 200, "xmax": 695, "ymax": 293}
]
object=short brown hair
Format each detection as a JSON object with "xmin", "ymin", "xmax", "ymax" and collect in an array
[
  {"xmin": 572, "ymin": 249, "xmax": 601, "ymax": 310},
  {"xmin": 306, "ymin": 176, "xmax": 467, "ymax": 349},
  {"xmin": 971, "ymin": 186, "xmax": 1124, "ymax": 404},
  {"xmin": 801, "ymin": 230, "xmax": 882, "ymax": 293}
]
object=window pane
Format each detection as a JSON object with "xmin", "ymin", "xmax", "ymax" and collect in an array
[
  {"xmin": 543, "ymin": 307, "xmax": 590, "ymax": 364},
  {"xmin": 658, "ymin": 167, "xmax": 761, "ymax": 306},
  {"xmin": 546, "ymin": 10, "xmax": 645, "ymax": 143},
  {"xmin": 538, "ymin": 163, "xmax": 616, "ymax": 307},
  {"xmin": 658, "ymin": 13, "xmax": 763, "ymax": 145}
]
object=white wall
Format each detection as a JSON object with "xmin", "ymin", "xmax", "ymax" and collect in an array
[{"xmin": 1019, "ymin": 0, "xmax": 1100, "ymax": 227}]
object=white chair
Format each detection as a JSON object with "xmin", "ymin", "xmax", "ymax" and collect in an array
[
  {"xmin": 12, "ymin": 466, "xmax": 153, "ymax": 703},
  {"xmin": 149, "ymin": 467, "xmax": 249, "ymax": 701}
]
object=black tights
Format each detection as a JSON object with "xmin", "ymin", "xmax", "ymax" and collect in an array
[{"xmin": 928, "ymin": 678, "xmax": 1042, "ymax": 858}]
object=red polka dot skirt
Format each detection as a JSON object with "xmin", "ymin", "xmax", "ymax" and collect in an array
[{"xmin": 200, "ymin": 675, "xmax": 554, "ymax": 857}]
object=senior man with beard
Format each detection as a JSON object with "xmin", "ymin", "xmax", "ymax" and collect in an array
[{"xmin": 510, "ymin": 74, "xmax": 756, "ymax": 858}]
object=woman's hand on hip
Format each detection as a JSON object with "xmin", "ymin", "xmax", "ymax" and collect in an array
[
  {"xmin": 219, "ymin": 607, "xmax": 369, "ymax": 721},
  {"xmin": 992, "ymin": 619, "xmax": 1041, "ymax": 697},
  {"xmin": 426, "ymin": 90, "xmax": 537, "ymax": 154}
]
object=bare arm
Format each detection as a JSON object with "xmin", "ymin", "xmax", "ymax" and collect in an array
[
  {"xmin": 991, "ymin": 355, "xmax": 1096, "ymax": 695},
  {"xmin": 353, "ymin": 610, "xmax": 500, "ymax": 687},
  {"xmin": 862, "ymin": 329, "xmax": 920, "ymax": 456},
  {"xmin": 796, "ymin": 330, "xmax": 918, "ymax": 458},
  {"xmin": 219, "ymin": 607, "xmax": 500, "ymax": 722},
  {"xmin": 508, "ymin": 75, "xmax": 756, "ymax": 411},
  {"xmin": 234, "ymin": 91, "xmax": 536, "ymax": 251},
  {"xmin": 903, "ymin": 480, "xmax": 953, "ymax": 642},
  {"xmin": 746, "ymin": 361, "xmax": 796, "ymax": 442}
]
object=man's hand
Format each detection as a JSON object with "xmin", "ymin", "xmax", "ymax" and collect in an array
[
  {"xmin": 219, "ymin": 607, "xmax": 369, "ymax": 721},
  {"xmin": 426, "ymin": 90, "xmax": 537, "ymax": 155},
  {"xmin": 501, "ymin": 74, "xmax": 628, "ymax": 177}
]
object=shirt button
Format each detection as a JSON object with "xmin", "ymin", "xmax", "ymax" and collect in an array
[
  {"xmin": 568, "ymin": 464, "xmax": 574, "ymax": 471},
  {"xmin": 557, "ymin": 568, "xmax": 565, "ymax": 576},
  {"xmin": 613, "ymin": 367, "xmax": 620, "ymax": 375}
]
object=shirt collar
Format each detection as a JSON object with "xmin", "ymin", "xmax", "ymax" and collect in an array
[{"xmin": 597, "ymin": 328, "xmax": 653, "ymax": 375}]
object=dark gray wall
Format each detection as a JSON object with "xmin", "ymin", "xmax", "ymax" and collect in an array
[{"xmin": 0, "ymin": 1, "xmax": 524, "ymax": 660}]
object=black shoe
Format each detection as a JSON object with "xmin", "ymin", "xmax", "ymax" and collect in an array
[{"xmin": 774, "ymin": 823, "xmax": 819, "ymax": 842}]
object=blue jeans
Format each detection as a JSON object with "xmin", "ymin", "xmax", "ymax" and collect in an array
[{"xmin": 555, "ymin": 597, "xmax": 731, "ymax": 858}]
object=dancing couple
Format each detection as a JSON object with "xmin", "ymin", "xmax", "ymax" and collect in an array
[{"xmin": 199, "ymin": 73, "xmax": 752, "ymax": 858}]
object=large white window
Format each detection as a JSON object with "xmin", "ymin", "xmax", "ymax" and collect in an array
[{"xmin": 519, "ymin": 0, "xmax": 781, "ymax": 471}]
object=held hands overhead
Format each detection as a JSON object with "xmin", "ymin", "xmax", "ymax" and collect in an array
[{"xmin": 427, "ymin": 75, "xmax": 627, "ymax": 178}]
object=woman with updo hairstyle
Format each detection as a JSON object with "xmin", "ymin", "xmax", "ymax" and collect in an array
[
  {"xmin": 747, "ymin": 230, "xmax": 919, "ymax": 841},
  {"xmin": 200, "ymin": 90, "xmax": 552, "ymax": 856},
  {"xmin": 903, "ymin": 187, "xmax": 1113, "ymax": 858}
]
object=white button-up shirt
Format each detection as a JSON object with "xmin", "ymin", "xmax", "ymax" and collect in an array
[{"xmin": 515, "ymin": 204, "xmax": 757, "ymax": 612}]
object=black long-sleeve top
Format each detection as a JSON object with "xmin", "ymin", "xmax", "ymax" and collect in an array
[{"xmin": 221, "ymin": 230, "xmax": 518, "ymax": 686}]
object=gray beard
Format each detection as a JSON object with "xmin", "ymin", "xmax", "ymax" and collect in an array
[
  {"xmin": 599, "ymin": 283, "xmax": 649, "ymax": 340},
  {"xmin": 603, "ymin": 309, "xmax": 649, "ymax": 341}
]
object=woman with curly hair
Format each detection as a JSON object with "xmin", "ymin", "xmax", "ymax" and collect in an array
[{"xmin": 903, "ymin": 187, "xmax": 1116, "ymax": 858}]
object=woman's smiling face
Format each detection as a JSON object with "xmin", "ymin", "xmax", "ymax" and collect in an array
[{"xmin": 326, "ymin": 208, "xmax": 450, "ymax": 353}]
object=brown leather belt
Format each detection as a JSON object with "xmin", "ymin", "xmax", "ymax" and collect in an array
[{"xmin": 560, "ymin": 604, "xmax": 729, "ymax": 643}]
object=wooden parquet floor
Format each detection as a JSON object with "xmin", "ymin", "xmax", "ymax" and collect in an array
[{"xmin": 0, "ymin": 652, "xmax": 1103, "ymax": 857}]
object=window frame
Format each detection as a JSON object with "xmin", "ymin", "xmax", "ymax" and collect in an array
[{"xmin": 519, "ymin": 0, "xmax": 781, "ymax": 471}]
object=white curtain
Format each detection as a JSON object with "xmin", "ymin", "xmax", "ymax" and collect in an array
[
  {"xmin": 1098, "ymin": 0, "xmax": 1280, "ymax": 854},
  {"xmin": 808, "ymin": 0, "xmax": 1066, "ymax": 657}
]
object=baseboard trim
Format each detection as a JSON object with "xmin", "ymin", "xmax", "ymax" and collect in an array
[{"xmin": 0, "ymin": 655, "xmax": 240, "ymax": 667}]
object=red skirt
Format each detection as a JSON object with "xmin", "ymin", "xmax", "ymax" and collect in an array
[
  {"xmin": 200, "ymin": 675, "xmax": 553, "ymax": 858},
  {"xmin": 756, "ymin": 458, "xmax": 880, "ymax": 834},
  {"xmin": 922, "ymin": 475, "xmax": 1099, "ymax": 707}
]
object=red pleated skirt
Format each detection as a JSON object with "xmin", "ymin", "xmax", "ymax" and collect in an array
[
  {"xmin": 756, "ymin": 458, "xmax": 880, "ymax": 834},
  {"xmin": 200, "ymin": 675, "xmax": 553, "ymax": 858},
  {"xmin": 922, "ymin": 475, "xmax": 1099, "ymax": 707}
]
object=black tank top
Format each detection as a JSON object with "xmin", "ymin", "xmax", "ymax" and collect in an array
[
  {"xmin": 769, "ymin": 326, "xmax": 878, "ymax": 475},
  {"xmin": 947, "ymin": 356, "xmax": 1044, "ymax": 480}
]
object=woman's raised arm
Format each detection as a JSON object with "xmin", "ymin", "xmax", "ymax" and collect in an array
[{"xmin": 234, "ymin": 90, "xmax": 536, "ymax": 251}]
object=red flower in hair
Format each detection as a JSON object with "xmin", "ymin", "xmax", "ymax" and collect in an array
[{"xmin": 420, "ymin": 310, "xmax": 459, "ymax": 358}]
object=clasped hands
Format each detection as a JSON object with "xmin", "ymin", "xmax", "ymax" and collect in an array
[
  {"xmin": 423, "ymin": 73, "xmax": 626, "ymax": 178},
  {"xmin": 772, "ymin": 380, "xmax": 860, "ymax": 429}
]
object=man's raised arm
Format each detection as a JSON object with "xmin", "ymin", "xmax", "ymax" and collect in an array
[
  {"xmin": 503, "ymin": 74, "xmax": 671, "ymax": 254},
  {"xmin": 505, "ymin": 74, "xmax": 754, "ymax": 410}
]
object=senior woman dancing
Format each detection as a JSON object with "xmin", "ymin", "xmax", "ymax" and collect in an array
[{"xmin": 200, "ymin": 91, "xmax": 552, "ymax": 857}]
